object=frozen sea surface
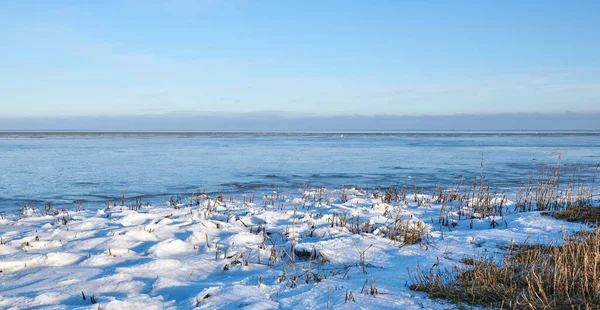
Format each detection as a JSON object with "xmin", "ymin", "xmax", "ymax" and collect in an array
[{"xmin": 1, "ymin": 131, "xmax": 599, "ymax": 212}]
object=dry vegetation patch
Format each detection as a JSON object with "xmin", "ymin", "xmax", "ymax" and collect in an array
[
  {"xmin": 410, "ymin": 229, "xmax": 600, "ymax": 309},
  {"xmin": 550, "ymin": 205, "xmax": 600, "ymax": 224}
]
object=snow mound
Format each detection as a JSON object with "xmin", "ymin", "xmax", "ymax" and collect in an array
[{"xmin": 148, "ymin": 238, "xmax": 195, "ymax": 258}]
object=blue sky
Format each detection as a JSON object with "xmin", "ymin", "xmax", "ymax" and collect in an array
[{"xmin": 1, "ymin": 0, "xmax": 599, "ymax": 118}]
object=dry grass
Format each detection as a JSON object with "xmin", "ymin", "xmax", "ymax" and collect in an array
[
  {"xmin": 551, "ymin": 205, "xmax": 600, "ymax": 224},
  {"xmin": 410, "ymin": 229, "xmax": 600, "ymax": 309}
]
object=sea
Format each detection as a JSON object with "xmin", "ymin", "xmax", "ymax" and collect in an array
[{"xmin": 0, "ymin": 131, "xmax": 599, "ymax": 213}]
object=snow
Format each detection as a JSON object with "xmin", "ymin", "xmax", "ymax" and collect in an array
[{"xmin": 0, "ymin": 189, "xmax": 589, "ymax": 309}]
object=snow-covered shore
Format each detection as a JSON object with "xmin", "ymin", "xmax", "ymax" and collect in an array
[{"xmin": 0, "ymin": 188, "xmax": 585, "ymax": 309}]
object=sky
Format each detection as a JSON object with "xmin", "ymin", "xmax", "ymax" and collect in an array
[{"xmin": 1, "ymin": 0, "xmax": 600, "ymax": 125}]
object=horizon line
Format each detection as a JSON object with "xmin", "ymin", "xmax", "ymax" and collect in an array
[
  {"xmin": 2, "ymin": 111, "xmax": 600, "ymax": 119},
  {"xmin": 2, "ymin": 130, "xmax": 600, "ymax": 137}
]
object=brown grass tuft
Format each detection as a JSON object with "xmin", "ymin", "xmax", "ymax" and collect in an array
[
  {"xmin": 410, "ymin": 229, "xmax": 600, "ymax": 309},
  {"xmin": 551, "ymin": 205, "xmax": 600, "ymax": 224}
]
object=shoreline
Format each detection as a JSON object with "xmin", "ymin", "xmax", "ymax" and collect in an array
[{"xmin": 0, "ymin": 186, "xmax": 597, "ymax": 309}]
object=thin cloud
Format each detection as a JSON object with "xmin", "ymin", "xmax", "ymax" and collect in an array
[{"xmin": 1, "ymin": 112, "xmax": 599, "ymax": 131}]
